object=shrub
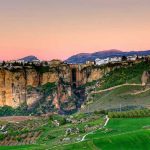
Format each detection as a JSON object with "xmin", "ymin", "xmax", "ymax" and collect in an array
[{"xmin": 0, "ymin": 134, "xmax": 5, "ymax": 141}]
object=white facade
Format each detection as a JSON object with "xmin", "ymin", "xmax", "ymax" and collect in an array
[
  {"xmin": 95, "ymin": 58, "xmax": 110, "ymax": 66},
  {"xmin": 138, "ymin": 56, "xmax": 143, "ymax": 59},
  {"xmin": 127, "ymin": 55, "xmax": 137, "ymax": 61},
  {"xmin": 110, "ymin": 57, "xmax": 122, "ymax": 62},
  {"xmin": 86, "ymin": 60, "xmax": 95, "ymax": 65}
]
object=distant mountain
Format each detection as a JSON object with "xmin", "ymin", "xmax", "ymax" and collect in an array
[
  {"xmin": 19, "ymin": 55, "xmax": 40, "ymax": 62},
  {"xmin": 66, "ymin": 49, "xmax": 150, "ymax": 64}
]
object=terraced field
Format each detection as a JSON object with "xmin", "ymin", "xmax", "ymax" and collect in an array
[
  {"xmin": 0, "ymin": 114, "xmax": 104, "ymax": 150},
  {"xmin": 0, "ymin": 117, "xmax": 46, "ymax": 147}
]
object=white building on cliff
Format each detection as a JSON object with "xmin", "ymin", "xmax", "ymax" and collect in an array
[{"xmin": 95, "ymin": 58, "xmax": 110, "ymax": 66}]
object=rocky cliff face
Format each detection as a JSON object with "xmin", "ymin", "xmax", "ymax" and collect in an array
[
  {"xmin": 0, "ymin": 63, "xmax": 118, "ymax": 114},
  {"xmin": 0, "ymin": 69, "xmax": 27, "ymax": 107},
  {"xmin": 0, "ymin": 64, "xmax": 71, "ymax": 108}
]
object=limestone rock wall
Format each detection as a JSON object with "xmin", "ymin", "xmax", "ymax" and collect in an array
[
  {"xmin": 0, "ymin": 63, "xmax": 117, "ymax": 109},
  {"xmin": 0, "ymin": 65, "xmax": 71, "ymax": 108}
]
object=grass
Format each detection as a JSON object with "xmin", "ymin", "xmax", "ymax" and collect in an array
[
  {"xmin": 0, "ymin": 114, "xmax": 104, "ymax": 150},
  {"xmin": 98, "ymin": 61, "xmax": 150, "ymax": 90},
  {"xmin": 0, "ymin": 117, "xmax": 150, "ymax": 150},
  {"xmin": 81, "ymin": 85, "xmax": 150, "ymax": 113},
  {"xmin": 59, "ymin": 117, "xmax": 150, "ymax": 150},
  {"xmin": 80, "ymin": 61, "xmax": 150, "ymax": 113},
  {"xmin": 87, "ymin": 117, "xmax": 150, "ymax": 138},
  {"xmin": 93, "ymin": 130, "xmax": 150, "ymax": 150}
]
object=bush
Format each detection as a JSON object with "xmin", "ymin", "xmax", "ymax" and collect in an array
[
  {"xmin": 100, "ymin": 61, "xmax": 150, "ymax": 89},
  {"xmin": 0, "ymin": 134, "xmax": 5, "ymax": 141},
  {"xmin": 0, "ymin": 105, "xmax": 28, "ymax": 117}
]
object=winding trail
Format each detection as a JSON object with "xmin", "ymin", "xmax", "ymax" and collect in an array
[
  {"xmin": 81, "ymin": 115, "xmax": 109, "ymax": 142},
  {"xmin": 91, "ymin": 83, "xmax": 142, "ymax": 94},
  {"xmin": 130, "ymin": 88, "xmax": 150, "ymax": 95},
  {"xmin": 104, "ymin": 115, "xmax": 110, "ymax": 127},
  {"xmin": 48, "ymin": 115, "xmax": 110, "ymax": 150}
]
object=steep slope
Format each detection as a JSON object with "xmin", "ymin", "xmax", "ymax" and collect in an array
[
  {"xmin": 80, "ymin": 61, "xmax": 150, "ymax": 113},
  {"xmin": 0, "ymin": 63, "xmax": 74, "ymax": 115}
]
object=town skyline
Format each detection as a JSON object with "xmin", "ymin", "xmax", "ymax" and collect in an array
[{"xmin": 0, "ymin": 49, "xmax": 149, "ymax": 62}]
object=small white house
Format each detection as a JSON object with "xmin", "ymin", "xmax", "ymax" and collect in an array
[
  {"xmin": 86, "ymin": 60, "xmax": 95, "ymax": 65},
  {"xmin": 138, "ymin": 55, "xmax": 143, "ymax": 59},
  {"xmin": 95, "ymin": 58, "xmax": 110, "ymax": 66},
  {"xmin": 110, "ymin": 57, "xmax": 122, "ymax": 62},
  {"xmin": 127, "ymin": 55, "xmax": 137, "ymax": 61}
]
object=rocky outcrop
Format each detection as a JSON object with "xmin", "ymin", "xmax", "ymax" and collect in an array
[
  {"xmin": 26, "ymin": 69, "xmax": 40, "ymax": 87},
  {"xmin": 0, "ymin": 69, "xmax": 26, "ymax": 107},
  {"xmin": 0, "ymin": 64, "xmax": 72, "ymax": 109}
]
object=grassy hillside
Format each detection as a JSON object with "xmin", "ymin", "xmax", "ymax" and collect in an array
[
  {"xmin": 59, "ymin": 117, "xmax": 150, "ymax": 150},
  {"xmin": 81, "ymin": 85, "xmax": 150, "ymax": 113},
  {"xmin": 81, "ymin": 61, "xmax": 150, "ymax": 113},
  {"xmin": 98, "ymin": 61, "xmax": 150, "ymax": 90}
]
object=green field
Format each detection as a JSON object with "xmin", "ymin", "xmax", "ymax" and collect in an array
[
  {"xmin": 0, "ymin": 114, "xmax": 104, "ymax": 150},
  {"xmin": 59, "ymin": 117, "xmax": 150, "ymax": 150},
  {"xmin": 1, "ymin": 117, "xmax": 149, "ymax": 150}
]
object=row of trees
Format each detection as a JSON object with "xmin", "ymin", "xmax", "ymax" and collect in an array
[
  {"xmin": 0, "ymin": 105, "xmax": 29, "ymax": 117},
  {"xmin": 108, "ymin": 109, "xmax": 150, "ymax": 118}
]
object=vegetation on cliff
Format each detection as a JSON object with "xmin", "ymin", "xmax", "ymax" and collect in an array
[
  {"xmin": 81, "ymin": 61, "xmax": 150, "ymax": 113},
  {"xmin": 98, "ymin": 61, "xmax": 150, "ymax": 90},
  {"xmin": 0, "ymin": 105, "xmax": 28, "ymax": 117}
]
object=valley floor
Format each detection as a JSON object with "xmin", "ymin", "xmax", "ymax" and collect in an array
[{"xmin": 0, "ymin": 117, "xmax": 150, "ymax": 150}]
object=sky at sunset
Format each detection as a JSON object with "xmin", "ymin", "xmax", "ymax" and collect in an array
[{"xmin": 0, "ymin": 0, "xmax": 150, "ymax": 60}]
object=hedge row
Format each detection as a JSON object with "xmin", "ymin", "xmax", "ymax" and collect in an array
[{"xmin": 108, "ymin": 109, "xmax": 150, "ymax": 118}]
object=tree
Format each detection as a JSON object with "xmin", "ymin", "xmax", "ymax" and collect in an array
[
  {"xmin": 122, "ymin": 56, "xmax": 127, "ymax": 61},
  {"xmin": 2, "ymin": 61, "xmax": 6, "ymax": 66}
]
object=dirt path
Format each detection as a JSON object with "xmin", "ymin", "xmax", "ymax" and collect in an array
[
  {"xmin": 0, "ymin": 116, "xmax": 38, "ymax": 123},
  {"xmin": 91, "ymin": 83, "xmax": 142, "ymax": 94},
  {"xmin": 130, "ymin": 88, "xmax": 150, "ymax": 95},
  {"xmin": 81, "ymin": 115, "xmax": 109, "ymax": 142}
]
